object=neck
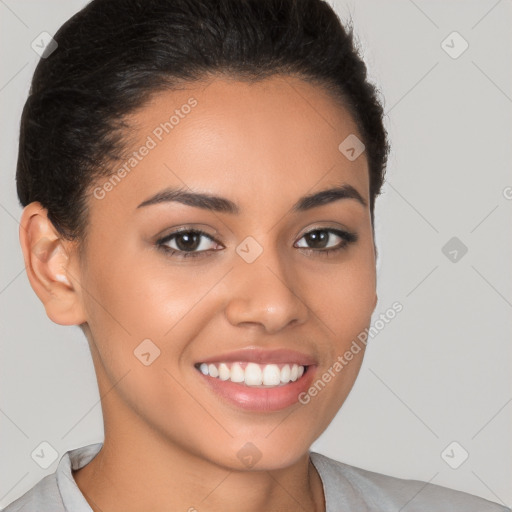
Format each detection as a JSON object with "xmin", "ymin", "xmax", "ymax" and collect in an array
[{"xmin": 72, "ymin": 391, "xmax": 325, "ymax": 512}]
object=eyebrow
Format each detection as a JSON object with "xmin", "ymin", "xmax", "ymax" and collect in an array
[{"xmin": 136, "ymin": 184, "xmax": 367, "ymax": 213}]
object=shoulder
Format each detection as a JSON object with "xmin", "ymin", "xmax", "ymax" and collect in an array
[
  {"xmin": 310, "ymin": 452, "xmax": 511, "ymax": 512},
  {"xmin": 1, "ymin": 472, "xmax": 65, "ymax": 512},
  {"xmin": 1, "ymin": 442, "xmax": 103, "ymax": 512}
]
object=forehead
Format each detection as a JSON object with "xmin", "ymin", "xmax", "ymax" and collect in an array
[{"xmin": 91, "ymin": 75, "xmax": 369, "ymax": 218}]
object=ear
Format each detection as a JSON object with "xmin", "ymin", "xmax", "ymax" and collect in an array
[{"xmin": 19, "ymin": 202, "xmax": 87, "ymax": 326}]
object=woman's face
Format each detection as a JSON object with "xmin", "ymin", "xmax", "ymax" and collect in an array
[{"xmin": 76, "ymin": 75, "xmax": 377, "ymax": 470}]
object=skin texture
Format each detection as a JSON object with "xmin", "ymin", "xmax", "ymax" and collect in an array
[{"xmin": 19, "ymin": 75, "xmax": 378, "ymax": 512}]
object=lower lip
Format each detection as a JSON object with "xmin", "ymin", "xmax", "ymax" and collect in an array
[{"xmin": 196, "ymin": 365, "xmax": 317, "ymax": 412}]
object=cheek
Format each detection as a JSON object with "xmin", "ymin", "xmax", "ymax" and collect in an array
[
  {"xmin": 80, "ymin": 241, "xmax": 229, "ymax": 386},
  {"xmin": 301, "ymin": 248, "xmax": 376, "ymax": 345}
]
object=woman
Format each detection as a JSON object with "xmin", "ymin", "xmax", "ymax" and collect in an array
[{"xmin": 5, "ymin": 0, "xmax": 509, "ymax": 510}]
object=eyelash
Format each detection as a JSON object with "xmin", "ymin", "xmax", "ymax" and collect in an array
[{"xmin": 156, "ymin": 227, "xmax": 358, "ymax": 259}]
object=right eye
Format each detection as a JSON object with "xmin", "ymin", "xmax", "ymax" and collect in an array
[{"xmin": 156, "ymin": 229, "xmax": 223, "ymax": 259}]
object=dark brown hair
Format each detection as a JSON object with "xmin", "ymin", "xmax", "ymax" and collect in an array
[{"xmin": 16, "ymin": 0, "xmax": 390, "ymax": 253}]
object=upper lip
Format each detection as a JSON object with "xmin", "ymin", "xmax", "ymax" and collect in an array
[{"xmin": 196, "ymin": 347, "xmax": 318, "ymax": 366}]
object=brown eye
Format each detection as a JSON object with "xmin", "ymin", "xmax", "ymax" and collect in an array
[
  {"xmin": 173, "ymin": 232, "xmax": 202, "ymax": 251},
  {"xmin": 294, "ymin": 228, "xmax": 357, "ymax": 255},
  {"xmin": 157, "ymin": 229, "xmax": 221, "ymax": 258},
  {"xmin": 302, "ymin": 230, "xmax": 330, "ymax": 249}
]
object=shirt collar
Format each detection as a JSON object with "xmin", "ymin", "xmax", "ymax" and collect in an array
[{"xmin": 56, "ymin": 442, "xmax": 103, "ymax": 512}]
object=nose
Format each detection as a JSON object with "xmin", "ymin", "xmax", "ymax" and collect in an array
[{"xmin": 224, "ymin": 245, "xmax": 310, "ymax": 334}]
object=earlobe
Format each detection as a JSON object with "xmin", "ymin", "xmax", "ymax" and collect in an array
[{"xmin": 19, "ymin": 202, "xmax": 87, "ymax": 326}]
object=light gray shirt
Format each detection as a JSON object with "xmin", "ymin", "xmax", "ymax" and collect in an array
[{"xmin": 2, "ymin": 442, "xmax": 509, "ymax": 511}]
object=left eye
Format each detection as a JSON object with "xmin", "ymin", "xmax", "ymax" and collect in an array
[{"xmin": 295, "ymin": 228, "xmax": 356, "ymax": 252}]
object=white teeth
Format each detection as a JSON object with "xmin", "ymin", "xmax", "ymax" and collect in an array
[
  {"xmin": 208, "ymin": 364, "xmax": 219, "ymax": 378},
  {"xmin": 230, "ymin": 362, "xmax": 245, "ymax": 383},
  {"xmin": 244, "ymin": 362, "xmax": 262, "ymax": 386},
  {"xmin": 262, "ymin": 364, "xmax": 281, "ymax": 386},
  {"xmin": 197, "ymin": 362, "xmax": 306, "ymax": 387},
  {"xmin": 280, "ymin": 364, "xmax": 291, "ymax": 382},
  {"xmin": 218, "ymin": 363, "xmax": 230, "ymax": 381}
]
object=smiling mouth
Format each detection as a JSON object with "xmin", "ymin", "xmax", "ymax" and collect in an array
[{"xmin": 194, "ymin": 361, "xmax": 309, "ymax": 388}]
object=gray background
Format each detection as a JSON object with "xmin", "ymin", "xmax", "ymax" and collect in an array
[{"xmin": 1, "ymin": 0, "xmax": 511, "ymax": 508}]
